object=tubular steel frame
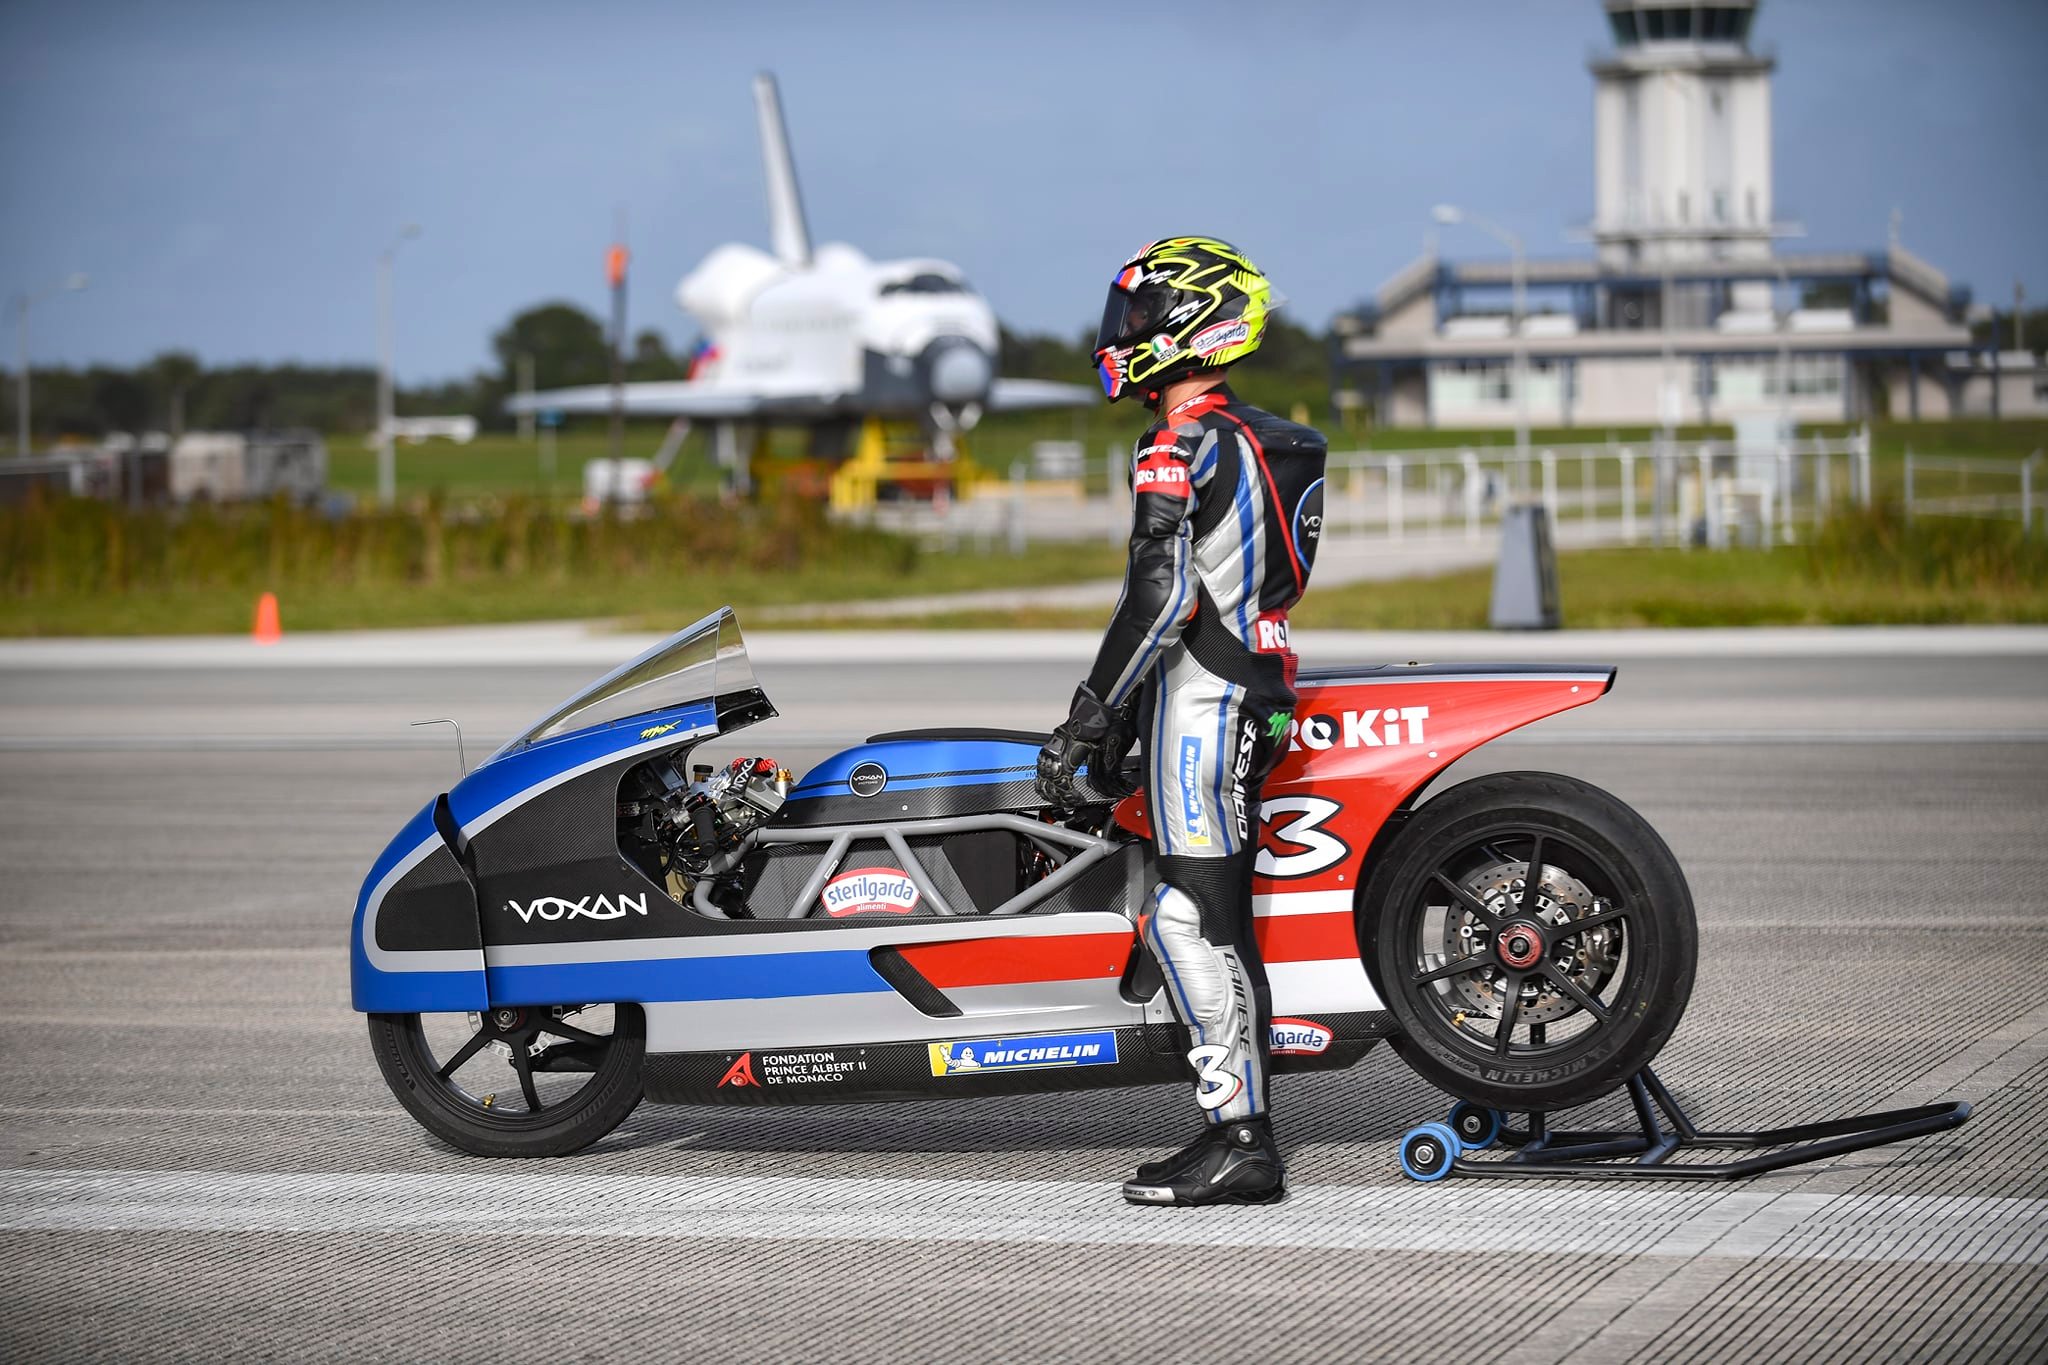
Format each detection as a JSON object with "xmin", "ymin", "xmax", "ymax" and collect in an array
[
  {"xmin": 690, "ymin": 812, "xmax": 1120, "ymax": 920},
  {"xmin": 1450, "ymin": 1066, "xmax": 1972, "ymax": 1182}
]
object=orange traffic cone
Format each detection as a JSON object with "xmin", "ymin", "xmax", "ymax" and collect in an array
[{"xmin": 252, "ymin": 591, "xmax": 282, "ymax": 644}]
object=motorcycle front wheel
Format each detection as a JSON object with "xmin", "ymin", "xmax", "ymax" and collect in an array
[
  {"xmin": 1360, "ymin": 772, "xmax": 1696, "ymax": 1113},
  {"xmin": 368, "ymin": 1002, "xmax": 645, "ymax": 1157}
]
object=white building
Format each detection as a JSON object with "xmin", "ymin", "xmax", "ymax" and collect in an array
[{"xmin": 1336, "ymin": 0, "xmax": 2040, "ymax": 428}]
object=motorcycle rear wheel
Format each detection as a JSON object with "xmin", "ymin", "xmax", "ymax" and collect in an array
[
  {"xmin": 368, "ymin": 1002, "xmax": 646, "ymax": 1157},
  {"xmin": 1360, "ymin": 772, "xmax": 1696, "ymax": 1112}
]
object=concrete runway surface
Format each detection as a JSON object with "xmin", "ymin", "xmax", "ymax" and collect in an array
[{"xmin": 0, "ymin": 629, "xmax": 2044, "ymax": 1363}]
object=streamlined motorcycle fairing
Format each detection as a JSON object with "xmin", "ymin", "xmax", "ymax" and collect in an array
[{"xmin": 354, "ymin": 608, "xmax": 1650, "ymax": 1131}]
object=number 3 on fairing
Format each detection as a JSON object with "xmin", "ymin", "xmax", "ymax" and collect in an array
[{"xmin": 1254, "ymin": 796, "xmax": 1348, "ymax": 879}]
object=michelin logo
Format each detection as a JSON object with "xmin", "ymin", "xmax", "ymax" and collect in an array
[
  {"xmin": 1179, "ymin": 735, "xmax": 1210, "ymax": 847},
  {"xmin": 929, "ymin": 1030, "xmax": 1120, "ymax": 1077}
]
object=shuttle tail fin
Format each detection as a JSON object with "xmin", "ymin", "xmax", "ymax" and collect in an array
[{"xmin": 753, "ymin": 72, "xmax": 812, "ymax": 268}]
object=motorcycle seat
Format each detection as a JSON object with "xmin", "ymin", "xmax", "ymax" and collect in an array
[{"xmin": 864, "ymin": 726, "xmax": 1053, "ymax": 745}]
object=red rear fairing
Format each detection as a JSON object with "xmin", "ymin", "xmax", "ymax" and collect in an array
[{"xmin": 1114, "ymin": 663, "xmax": 1616, "ymax": 1011}]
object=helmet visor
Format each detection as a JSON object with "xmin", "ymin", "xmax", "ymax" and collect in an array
[{"xmin": 1095, "ymin": 274, "xmax": 1172, "ymax": 355}]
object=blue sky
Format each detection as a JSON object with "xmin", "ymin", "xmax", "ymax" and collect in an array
[{"xmin": 3, "ymin": 0, "xmax": 2043, "ymax": 382}]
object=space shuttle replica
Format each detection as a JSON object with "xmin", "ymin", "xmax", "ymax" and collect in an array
[{"xmin": 509, "ymin": 74, "xmax": 1091, "ymax": 479}]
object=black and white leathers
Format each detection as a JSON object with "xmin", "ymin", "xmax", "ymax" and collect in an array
[{"xmin": 1083, "ymin": 383, "xmax": 1327, "ymax": 1124}]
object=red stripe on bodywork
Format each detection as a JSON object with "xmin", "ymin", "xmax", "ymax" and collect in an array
[
  {"xmin": 897, "ymin": 932, "xmax": 1134, "ymax": 989},
  {"xmin": 1256, "ymin": 911, "xmax": 1357, "ymax": 964}
]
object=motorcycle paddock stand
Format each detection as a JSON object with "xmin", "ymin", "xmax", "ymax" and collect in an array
[{"xmin": 1396, "ymin": 1066, "xmax": 1973, "ymax": 1183}]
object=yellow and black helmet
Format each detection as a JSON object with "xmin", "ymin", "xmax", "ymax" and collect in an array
[{"xmin": 1093, "ymin": 236, "xmax": 1274, "ymax": 404}]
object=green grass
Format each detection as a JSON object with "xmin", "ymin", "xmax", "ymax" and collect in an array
[
  {"xmin": 772, "ymin": 504, "xmax": 2048, "ymax": 632},
  {"xmin": 0, "ymin": 537, "xmax": 1124, "ymax": 637},
  {"xmin": 325, "ymin": 427, "xmax": 727, "ymax": 502}
]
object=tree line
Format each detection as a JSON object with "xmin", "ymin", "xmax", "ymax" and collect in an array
[{"xmin": 1, "ymin": 303, "xmax": 1335, "ymax": 449}]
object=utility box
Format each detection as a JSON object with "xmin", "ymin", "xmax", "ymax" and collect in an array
[{"xmin": 1490, "ymin": 503, "xmax": 1561, "ymax": 630}]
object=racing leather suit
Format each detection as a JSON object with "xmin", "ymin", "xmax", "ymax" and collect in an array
[{"xmin": 1085, "ymin": 384, "xmax": 1326, "ymax": 1124}]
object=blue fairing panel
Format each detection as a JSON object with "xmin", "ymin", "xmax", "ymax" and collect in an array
[
  {"xmin": 350, "ymin": 799, "xmax": 489, "ymax": 1013},
  {"xmin": 788, "ymin": 738, "xmax": 1040, "ymax": 800},
  {"xmin": 448, "ymin": 699, "xmax": 720, "ymax": 828},
  {"xmin": 352, "ymin": 699, "xmax": 721, "ymax": 1014}
]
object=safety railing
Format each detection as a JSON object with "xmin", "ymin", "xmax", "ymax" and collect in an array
[
  {"xmin": 1319, "ymin": 432, "xmax": 1874, "ymax": 549},
  {"xmin": 832, "ymin": 431, "xmax": 1881, "ymax": 553},
  {"xmin": 1904, "ymin": 450, "xmax": 2043, "ymax": 537}
]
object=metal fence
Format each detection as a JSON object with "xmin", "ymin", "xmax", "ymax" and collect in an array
[
  {"xmin": 1903, "ymin": 450, "xmax": 2043, "ymax": 537},
  {"xmin": 1318, "ymin": 432, "xmax": 1874, "ymax": 549},
  {"xmin": 849, "ymin": 430, "xmax": 1879, "ymax": 554}
]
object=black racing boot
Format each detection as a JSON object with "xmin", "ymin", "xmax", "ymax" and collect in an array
[
  {"xmin": 1122, "ymin": 1116, "xmax": 1285, "ymax": 1207},
  {"xmin": 1131, "ymin": 1124, "xmax": 1228, "ymax": 1184}
]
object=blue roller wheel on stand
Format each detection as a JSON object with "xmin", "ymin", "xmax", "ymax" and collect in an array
[
  {"xmin": 1399, "ymin": 1122, "xmax": 1463, "ymax": 1182},
  {"xmin": 1447, "ymin": 1101, "xmax": 1506, "ymax": 1151}
]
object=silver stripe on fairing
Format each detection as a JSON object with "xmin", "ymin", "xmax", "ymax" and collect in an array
[
  {"xmin": 942, "ymin": 979, "xmax": 1141, "ymax": 1016},
  {"xmin": 1253, "ymin": 891, "xmax": 1353, "ymax": 917},
  {"xmin": 357, "ymin": 835, "xmax": 480, "ymax": 976},
  {"xmin": 482, "ymin": 909, "xmax": 1138, "ymax": 968},
  {"xmin": 361, "ymin": 723, "xmax": 718, "ymax": 976},
  {"xmin": 1300, "ymin": 672, "xmax": 1613, "ymax": 687},
  {"xmin": 1269, "ymin": 958, "xmax": 1381, "ymax": 1014},
  {"xmin": 644, "ymin": 980, "xmax": 1147, "ymax": 1053}
]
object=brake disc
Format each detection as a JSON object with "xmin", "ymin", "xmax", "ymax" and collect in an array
[{"xmin": 1438, "ymin": 858, "xmax": 1622, "ymax": 1024}]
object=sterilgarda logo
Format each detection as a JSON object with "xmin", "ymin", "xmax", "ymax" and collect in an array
[
  {"xmin": 1269, "ymin": 1017, "xmax": 1333, "ymax": 1056},
  {"xmin": 928, "ymin": 1030, "xmax": 1120, "ymax": 1077},
  {"xmin": 505, "ymin": 892, "xmax": 649, "ymax": 924},
  {"xmin": 1189, "ymin": 318, "xmax": 1251, "ymax": 357},
  {"xmin": 819, "ymin": 867, "xmax": 921, "ymax": 918},
  {"xmin": 1286, "ymin": 707, "xmax": 1431, "ymax": 752},
  {"xmin": 1179, "ymin": 735, "xmax": 1210, "ymax": 847}
]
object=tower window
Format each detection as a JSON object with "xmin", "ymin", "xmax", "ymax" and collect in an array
[
  {"xmin": 1746, "ymin": 188, "xmax": 1758, "ymax": 224},
  {"xmin": 1678, "ymin": 190, "xmax": 1690, "ymax": 224},
  {"xmin": 1609, "ymin": 9, "xmax": 1639, "ymax": 44}
]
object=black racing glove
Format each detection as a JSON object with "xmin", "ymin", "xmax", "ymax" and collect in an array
[{"xmin": 1036, "ymin": 683, "xmax": 1140, "ymax": 809}]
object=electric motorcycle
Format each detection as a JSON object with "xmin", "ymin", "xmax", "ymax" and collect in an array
[{"xmin": 354, "ymin": 608, "xmax": 1695, "ymax": 1158}]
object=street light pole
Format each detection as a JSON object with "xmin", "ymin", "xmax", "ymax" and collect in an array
[
  {"xmin": 1433, "ymin": 205, "xmax": 1527, "ymax": 455},
  {"xmin": 13, "ymin": 274, "xmax": 89, "ymax": 457},
  {"xmin": 375, "ymin": 225, "xmax": 421, "ymax": 506}
]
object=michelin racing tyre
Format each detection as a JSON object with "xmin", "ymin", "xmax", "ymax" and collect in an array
[
  {"xmin": 1360, "ymin": 772, "xmax": 1695, "ymax": 1113},
  {"xmin": 369, "ymin": 1003, "xmax": 645, "ymax": 1157}
]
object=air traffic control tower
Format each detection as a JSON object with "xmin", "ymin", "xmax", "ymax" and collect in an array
[{"xmin": 1336, "ymin": 1, "xmax": 2040, "ymax": 429}]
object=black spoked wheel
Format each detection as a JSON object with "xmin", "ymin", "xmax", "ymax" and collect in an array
[
  {"xmin": 1362, "ymin": 772, "xmax": 1696, "ymax": 1112},
  {"xmin": 368, "ymin": 1002, "xmax": 646, "ymax": 1157}
]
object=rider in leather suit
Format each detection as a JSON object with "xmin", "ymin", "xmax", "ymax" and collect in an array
[{"xmin": 1037, "ymin": 237, "xmax": 1327, "ymax": 1206}]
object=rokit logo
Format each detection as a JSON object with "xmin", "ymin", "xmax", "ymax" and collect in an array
[
  {"xmin": 1254, "ymin": 615, "xmax": 1290, "ymax": 652},
  {"xmin": 1134, "ymin": 463, "xmax": 1189, "ymax": 491},
  {"xmin": 1269, "ymin": 1018, "xmax": 1333, "ymax": 1056},
  {"xmin": 1287, "ymin": 707, "xmax": 1430, "ymax": 752},
  {"xmin": 505, "ymin": 892, "xmax": 649, "ymax": 924},
  {"xmin": 820, "ymin": 868, "xmax": 921, "ymax": 918}
]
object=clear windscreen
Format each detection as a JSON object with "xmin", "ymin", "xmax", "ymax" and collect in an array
[{"xmin": 511, "ymin": 608, "xmax": 761, "ymax": 749}]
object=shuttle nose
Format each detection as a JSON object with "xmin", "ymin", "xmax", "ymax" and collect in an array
[{"xmin": 926, "ymin": 342, "xmax": 993, "ymax": 404}]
